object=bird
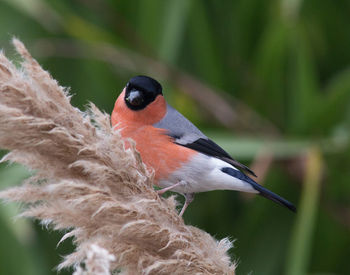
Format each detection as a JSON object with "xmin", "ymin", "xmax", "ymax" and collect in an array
[{"xmin": 111, "ymin": 75, "xmax": 296, "ymax": 216}]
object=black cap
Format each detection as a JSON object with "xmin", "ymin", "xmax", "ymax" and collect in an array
[
  {"xmin": 124, "ymin": 76, "xmax": 163, "ymax": 110},
  {"xmin": 127, "ymin": 75, "xmax": 162, "ymax": 95}
]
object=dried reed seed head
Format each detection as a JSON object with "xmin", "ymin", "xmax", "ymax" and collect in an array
[{"xmin": 0, "ymin": 39, "xmax": 235, "ymax": 274}]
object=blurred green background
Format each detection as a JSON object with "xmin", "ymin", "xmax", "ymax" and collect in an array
[{"xmin": 0, "ymin": 0, "xmax": 349, "ymax": 274}]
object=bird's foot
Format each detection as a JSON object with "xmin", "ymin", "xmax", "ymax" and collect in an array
[
  {"xmin": 157, "ymin": 180, "xmax": 187, "ymax": 195},
  {"xmin": 179, "ymin": 193, "xmax": 195, "ymax": 217}
]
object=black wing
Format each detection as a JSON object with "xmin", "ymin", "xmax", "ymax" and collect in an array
[{"xmin": 176, "ymin": 137, "xmax": 257, "ymax": 177}]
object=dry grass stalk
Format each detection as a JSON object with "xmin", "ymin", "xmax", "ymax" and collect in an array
[{"xmin": 0, "ymin": 39, "xmax": 235, "ymax": 274}]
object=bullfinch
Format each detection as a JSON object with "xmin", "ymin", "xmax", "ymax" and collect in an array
[{"xmin": 111, "ymin": 75, "xmax": 296, "ymax": 216}]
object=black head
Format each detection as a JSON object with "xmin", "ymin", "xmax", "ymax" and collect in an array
[{"xmin": 124, "ymin": 76, "xmax": 163, "ymax": 110}]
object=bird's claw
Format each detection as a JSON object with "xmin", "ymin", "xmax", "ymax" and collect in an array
[{"xmin": 156, "ymin": 180, "xmax": 187, "ymax": 195}]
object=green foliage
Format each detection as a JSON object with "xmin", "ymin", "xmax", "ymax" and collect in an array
[{"xmin": 0, "ymin": 0, "xmax": 349, "ymax": 274}]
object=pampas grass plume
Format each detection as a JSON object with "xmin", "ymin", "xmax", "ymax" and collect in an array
[{"xmin": 0, "ymin": 39, "xmax": 236, "ymax": 274}]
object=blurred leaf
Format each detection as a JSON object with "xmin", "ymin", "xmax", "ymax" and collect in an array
[
  {"xmin": 286, "ymin": 147, "xmax": 323, "ymax": 275},
  {"xmin": 1, "ymin": 0, "xmax": 61, "ymax": 31},
  {"xmin": 187, "ymin": 0, "xmax": 223, "ymax": 86},
  {"xmin": 138, "ymin": 0, "xmax": 165, "ymax": 49},
  {"xmin": 0, "ymin": 213, "xmax": 42, "ymax": 275},
  {"xmin": 208, "ymin": 133, "xmax": 348, "ymax": 160},
  {"xmin": 0, "ymin": 163, "xmax": 33, "ymax": 243},
  {"xmin": 310, "ymin": 68, "xmax": 350, "ymax": 134},
  {"xmin": 281, "ymin": 0, "xmax": 302, "ymax": 21},
  {"xmin": 0, "ymin": 163, "xmax": 47, "ymax": 275},
  {"xmin": 214, "ymin": 135, "xmax": 309, "ymax": 160},
  {"xmin": 287, "ymin": 25, "xmax": 320, "ymax": 134},
  {"xmin": 254, "ymin": 15, "xmax": 289, "ymax": 127},
  {"xmin": 63, "ymin": 15, "xmax": 116, "ymax": 43},
  {"xmin": 0, "ymin": 162, "xmax": 30, "ymax": 188},
  {"xmin": 158, "ymin": 0, "xmax": 191, "ymax": 64}
]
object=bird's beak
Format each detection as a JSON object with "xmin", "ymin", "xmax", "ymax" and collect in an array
[{"xmin": 126, "ymin": 90, "xmax": 143, "ymax": 106}]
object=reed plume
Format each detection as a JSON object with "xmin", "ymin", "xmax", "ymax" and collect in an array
[{"xmin": 0, "ymin": 39, "xmax": 236, "ymax": 274}]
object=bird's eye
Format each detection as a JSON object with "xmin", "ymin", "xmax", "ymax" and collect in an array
[{"xmin": 126, "ymin": 90, "xmax": 144, "ymax": 106}]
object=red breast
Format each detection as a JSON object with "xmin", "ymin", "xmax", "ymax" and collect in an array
[{"xmin": 112, "ymin": 89, "xmax": 195, "ymax": 183}]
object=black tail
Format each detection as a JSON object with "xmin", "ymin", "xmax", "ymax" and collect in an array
[{"xmin": 221, "ymin": 167, "xmax": 296, "ymax": 212}]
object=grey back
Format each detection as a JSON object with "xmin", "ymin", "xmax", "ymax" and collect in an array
[{"xmin": 153, "ymin": 104, "xmax": 207, "ymax": 145}]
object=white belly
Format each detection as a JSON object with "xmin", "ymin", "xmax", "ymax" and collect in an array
[{"xmin": 158, "ymin": 153, "xmax": 257, "ymax": 194}]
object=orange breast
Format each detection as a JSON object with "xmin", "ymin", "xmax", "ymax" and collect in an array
[
  {"xmin": 118, "ymin": 124, "xmax": 195, "ymax": 182},
  {"xmin": 111, "ymin": 90, "xmax": 195, "ymax": 183}
]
